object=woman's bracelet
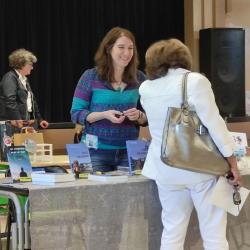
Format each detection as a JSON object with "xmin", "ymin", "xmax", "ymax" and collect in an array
[
  {"xmin": 137, "ymin": 111, "xmax": 142, "ymax": 120},
  {"xmin": 138, "ymin": 111, "xmax": 145, "ymax": 122}
]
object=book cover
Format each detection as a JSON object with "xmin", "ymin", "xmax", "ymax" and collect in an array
[
  {"xmin": 66, "ymin": 143, "xmax": 93, "ymax": 178},
  {"xmin": 31, "ymin": 172, "xmax": 75, "ymax": 184},
  {"xmin": 88, "ymin": 170, "xmax": 128, "ymax": 182},
  {"xmin": 230, "ymin": 131, "xmax": 248, "ymax": 157},
  {"xmin": 126, "ymin": 140, "xmax": 150, "ymax": 175},
  {"xmin": 7, "ymin": 146, "xmax": 32, "ymax": 181}
]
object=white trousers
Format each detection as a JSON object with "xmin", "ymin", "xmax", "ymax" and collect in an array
[{"xmin": 156, "ymin": 178, "xmax": 229, "ymax": 250}]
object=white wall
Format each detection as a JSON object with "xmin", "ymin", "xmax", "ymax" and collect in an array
[{"xmin": 225, "ymin": 0, "xmax": 250, "ymax": 91}]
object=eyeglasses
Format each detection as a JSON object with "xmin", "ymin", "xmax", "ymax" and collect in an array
[
  {"xmin": 233, "ymin": 184, "xmax": 241, "ymax": 206},
  {"xmin": 226, "ymin": 171, "xmax": 241, "ymax": 211}
]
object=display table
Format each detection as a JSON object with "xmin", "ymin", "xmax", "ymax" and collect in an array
[
  {"xmin": 0, "ymin": 176, "xmax": 250, "ymax": 250},
  {"xmin": 29, "ymin": 177, "xmax": 162, "ymax": 250}
]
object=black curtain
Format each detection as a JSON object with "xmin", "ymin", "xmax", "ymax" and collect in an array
[{"xmin": 0, "ymin": 0, "xmax": 184, "ymax": 122}]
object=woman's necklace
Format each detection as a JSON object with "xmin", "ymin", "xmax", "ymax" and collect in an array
[
  {"xmin": 116, "ymin": 81, "xmax": 122, "ymax": 92},
  {"xmin": 112, "ymin": 81, "xmax": 124, "ymax": 92}
]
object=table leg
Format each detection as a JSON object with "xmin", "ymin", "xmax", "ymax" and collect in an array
[
  {"xmin": 24, "ymin": 198, "xmax": 30, "ymax": 249},
  {"xmin": 0, "ymin": 191, "xmax": 24, "ymax": 250}
]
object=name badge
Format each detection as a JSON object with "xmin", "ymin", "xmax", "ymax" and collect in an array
[{"xmin": 85, "ymin": 134, "xmax": 98, "ymax": 149}]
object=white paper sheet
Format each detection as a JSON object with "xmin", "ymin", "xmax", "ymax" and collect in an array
[{"xmin": 209, "ymin": 176, "xmax": 250, "ymax": 216}]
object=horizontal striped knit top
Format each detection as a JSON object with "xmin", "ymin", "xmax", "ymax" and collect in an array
[{"xmin": 71, "ymin": 68, "xmax": 146, "ymax": 149}]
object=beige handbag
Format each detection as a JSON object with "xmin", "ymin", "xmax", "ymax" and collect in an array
[{"xmin": 161, "ymin": 72, "xmax": 230, "ymax": 176}]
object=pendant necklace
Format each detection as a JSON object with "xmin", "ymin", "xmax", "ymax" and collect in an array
[{"xmin": 114, "ymin": 81, "xmax": 123, "ymax": 92}]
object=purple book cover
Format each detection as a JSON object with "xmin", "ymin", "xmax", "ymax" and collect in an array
[
  {"xmin": 66, "ymin": 143, "xmax": 92, "ymax": 175},
  {"xmin": 126, "ymin": 140, "xmax": 150, "ymax": 175}
]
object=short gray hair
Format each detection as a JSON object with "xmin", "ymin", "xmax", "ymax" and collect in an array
[{"xmin": 8, "ymin": 48, "xmax": 37, "ymax": 69}]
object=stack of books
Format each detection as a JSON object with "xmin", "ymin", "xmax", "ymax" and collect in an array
[
  {"xmin": 88, "ymin": 170, "xmax": 128, "ymax": 182},
  {"xmin": 31, "ymin": 172, "xmax": 75, "ymax": 185}
]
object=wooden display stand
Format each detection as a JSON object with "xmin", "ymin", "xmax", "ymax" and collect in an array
[{"xmin": 29, "ymin": 144, "xmax": 53, "ymax": 162}]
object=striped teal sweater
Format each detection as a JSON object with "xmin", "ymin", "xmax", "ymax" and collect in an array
[{"xmin": 71, "ymin": 68, "xmax": 145, "ymax": 149}]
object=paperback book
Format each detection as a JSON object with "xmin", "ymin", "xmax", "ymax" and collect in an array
[
  {"xmin": 126, "ymin": 139, "xmax": 150, "ymax": 175},
  {"xmin": 31, "ymin": 172, "xmax": 75, "ymax": 185},
  {"xmin": 66, "ymin": 143, "xmax": 93, "ymax": 178},
  {"xmin": 88, "ymin": 170, "xmax": 128, "ymax": 182},
  {"xmin": 7, "ymin": 146, "xmax": 32, "ymax": 181}
]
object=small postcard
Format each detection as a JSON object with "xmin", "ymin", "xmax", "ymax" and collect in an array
[
  {"xmin": 209, "ymin": 176, "xmax": 250, "ymax": 216},
  {"xmin": 230, "ymin": 131, "xmax": 248, "ymax": 157}
]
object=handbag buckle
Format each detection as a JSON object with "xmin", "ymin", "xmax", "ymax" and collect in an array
[{"xmin": 197, "ymin": 124, "xmax": 207, "ymax": 135}]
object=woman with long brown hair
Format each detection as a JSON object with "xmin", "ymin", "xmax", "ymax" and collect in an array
[{"xmin": 71, "ymin": 27, "xmax": 147, "ymax": 172}]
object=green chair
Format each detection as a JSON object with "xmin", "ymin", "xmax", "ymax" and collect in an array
[
  {"xmin": 0, "ymin": 163, "xmax": 29, "ymax": 250},
  {"xmin": 0, "ymin": 163, "xmax": 9, "ymax": 215}
]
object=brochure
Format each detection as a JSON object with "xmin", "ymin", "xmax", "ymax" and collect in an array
[
  {"xmin": 66, "ymin": 143, "xmax": 92, "ymax": 178},
  {"xmin": 7, "ymin": 146, "xmax": 32, "ymax": 181},
  {"xmin": 209, "ymin": 176, "xmax": 250, "ymax": 216},
  {"xmin": 126, "ymin": 140, "xmax": 150, "ymax": 175}
]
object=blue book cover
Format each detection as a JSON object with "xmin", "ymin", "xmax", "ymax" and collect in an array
[
  {"xmin": 7, "ymin": 146, "xmax": 32, "ymax": 181},
  {"xmin": 126, "ymin": 140, "xmax": 150, "ymax": 175},
  {"xmin": 66, "ymin": 143, "xmax": 92, "ymax": 177}
]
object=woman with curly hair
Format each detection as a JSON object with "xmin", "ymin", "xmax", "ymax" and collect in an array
[{"xmin": 0, "ymin": 48, "xmax": 48, "ymax": 128}]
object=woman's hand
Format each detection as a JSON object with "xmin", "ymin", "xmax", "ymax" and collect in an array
[
  {"xmin": 104, "ymin": 110, "xmax": 125, "ymax": 123},
  {"xmin": 39, "ymin": 120, "xmax": 49, "ymax": 128},
  {"xmin": 123, "ymin": 108, "xmax": 140, "ymax": 121},
  {"xmin": 123, "ymin": 108, "xmax": 147, "ymax": 125},
  {"xmin": 87, "ymin": 110, "xmax": 125, "ymax": 124},
  {"xmin": 226, "ymin": 155, "xmax": 241, "ymax": 186},
  {"xmin": 25, "ymin": 120, "xmax": 35, "ymax": 126},
  {"xmin": 10, "ymin": 120, "xmax": 23, "ymax": 128}
]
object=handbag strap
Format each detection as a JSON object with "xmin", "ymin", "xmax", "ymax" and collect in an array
[
  {"xmin": 181, "ymin": 72, "xmax": 202, "ymax": 129},
  {"xmin": 181, "ymin": 72, "xmax": 190, "ymax": 110}
]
